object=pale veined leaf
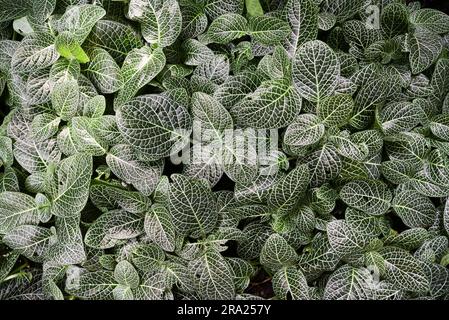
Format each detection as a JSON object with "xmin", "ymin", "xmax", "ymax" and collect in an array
[
  {"xmin": 204, "ymin": 0, "xmax": 244, "ymax": 20},
  {"xmin": 129, "ymin": 0, "xmax": 182, "ymax": 48},
  {"xmin": 318, "ymin": 94, "xmax": 354, "ymax": 128},
  {"xmin": 323, "ymin": 265, "xmax": 377, "ymax": 300},
  {"xmin": 340, "ymin": 180, "xmax": 392, "ymax": 216},
  {"xmin": 208, "ymin": 13, "xmax": 248, "ymax": 44},
  {"xmin": 237, "ymin": 222, "xmax": 272, "ymax": 260},
  {"xmin": 292, "ymin": 40, "xmax": 340, "ymax": 102},
  {"xmin": 430, "ymin": 114, "xmax": 449, "ymax": 141},
  {"xmin": 3, "ymin": 225, "xmax": 54, "ymax": 263},
  {"xmin": 51, "ymin": 79, "xmax": 79, "ymax": 121},
  {"xmin": 114, "ymin": 260, "xmax": 139, "ymax": 289},
  {"xmin": 329, "ymin": 131, "xmax": 369, "ymax": 161},
  {"xmin": 168, "ymin": 174, "xmax": 218, "ymax": 238},
  {"xmin": 408, "ymin": 30, "xmax": 443, "ymax": 74},
  {"xmin": 90, "ymin": 180, "xmax": 151, "ymax": 214},
  {"xmin": 193, "ymin": 54, "xmax": 230, "ymax": 85},
  {"xmin": 144, "ymin": 204, "xmax": 176, "ymax": 252},
  {"xmin": 284, "ymin": 114, "xmax": 324, "ymax": 147},
  {"xmin": 410, "ymin": 8, "xmax": 449, "ymax": 35},
  {"xmin": 182, "ymin": 39, "xmax": 214, "ymax": 66},
  {"xmin": 301, "ymin": 144, "xmax": 342, "ymax": 187},
  {"xmin": 30, "ymin": 113, "xmax": 61, "ymax": 142},
  {"xmin": 380, "ymin": 3, "xmax": 409, "ymax": 39},
  {"xmin": 189, "ymin": 250, "xmax": 235, "ymax": 300},
  {"xmin": 327, "ymin": 220, "xmax": 371, "ymax": 257},
  {"xmin": 0, "ymin": 167, "xmax": 20, "ymax": 192},
  {"xmin": 50, "ymin": 153, "xmax": 92, "ymax": 218},
  {"xmin": 345, "ymin": 208, "xmax": 381, "ymax": 238},
  {"xmin": 65, "ymin": 270, "xmax": 117, "ymax": 300},
  {"xmin": 321, "ymin": 0, "xmax": 365, "ymax": 22},
  {"xmin": 70, "ymin": 117, "xmax": 109, "ymax": 156},
  {"xmin": 85, "ymin": 48, "xmax": 123, "ymax": 94},
  {"xmin": 392, "ymin": 190, "xmax": 436, "ymax": 228},
  {"xmin": 85, "ymin": 20, "xmax": 143, "ymax": 63},
  {"xmin": 248, "ymin": 16, "xmax": 291, "ymax": 46},
  {"xmin": 318, "ymin": 12, "xmax": 336, "ymax": 32},
  {"xmin": 57, "ymin": 4, "xmax": 106, "ymax": 44},
  {"xmin": 115, "ymin": 47, "xmax": 166, "ymax": 106},
  {"xmin": 106, "ymin": 144, "xmax": 162, "ymax": 196},
  {"xmin": 0, "ymin": 192, "xmax": 40, "ymax": 234},
  {"xmin": 84, "ymin": 209, "xmax": 144, "ymax": 249},
  {"xmin": 267, "ymin": 164, "xmax": 310, "ymax": 215},
  {"xmin": 11, "ymin": 33, "xmax": 59, "ymax": 73},
  {"xmin": 379, "ymin": 101, "xmax": 421, "ymax": 135},
  {"xmin": 116, "ymin": 94, "xmax": 191, "ymax": 161},
  {"xmin": 231, "ymin": 79, "xmax": 302, "ymax": 129},
  {"xmin": 297, "ymin": 233, "xmax": 340, "ymax": 275},
  {"xmin": 214, "ymin": 71, "xmax": 264, "ymax": 109},
  {"xmin": 0, "ymin": 136, "xmax": 13, "ymax": 167},
  {"xmin": 180, "ymin": 3, "xmax": 208, "ymax": 39},
  {"xmin": 272, "ymin": 266, "xmax": 309, "ymax": 300},
  {"xmin": 83, "ymin": 95, "xmax": 106, "ymax": 118},
  {"xmin": 260, "ymin": 234, "xmax": 298, "ymax": 271},
  {"xmin": 46, "ymin": 216, "xmax": 86, "ymax": 266},
  {"xmin": 131, "ymin": 243, "xmax": 165, "ymax": 272},
  {"xmin": 380, "ymin": 247, "xmax": 430, "ymax": 293}
]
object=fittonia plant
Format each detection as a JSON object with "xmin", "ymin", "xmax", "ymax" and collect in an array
[{"xmin": 0, "ymin": 0, "xmax": 449, "ymax": 300}]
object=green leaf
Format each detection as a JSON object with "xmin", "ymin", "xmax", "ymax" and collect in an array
[
  {"xmin": 340, "ymin": 180, "xmax": 392, "ymax": 216},
  {"xmin": 292, "ymin": 40, "xmax": 340, "ymax": 102},
  {"xmin": 245, "ymin": 0, "xmax": 263, "ymax": 17},
  {"xmin": 55, "ymin": 32, "xmax": 90, "ymax": 64}
]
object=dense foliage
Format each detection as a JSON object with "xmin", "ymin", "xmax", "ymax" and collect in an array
[{"xmin": 0, "ymin": 0, "xmax": 449, "ymax": 300}]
